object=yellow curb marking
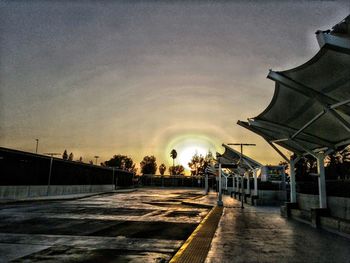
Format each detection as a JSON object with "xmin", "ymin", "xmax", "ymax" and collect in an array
[{"xmin": 170, "ymin": 205, "xmax": 223, "ymax": 263}]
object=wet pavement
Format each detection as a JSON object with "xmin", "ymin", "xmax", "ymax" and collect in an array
[
  {"xmin": 0, "ymin": 189, "xmax": 210, "ymax": 262},
  {"xmin": 205, "ymin": 196, "xmax": 350, "ymax": 263},
  {"xmin": 1, "ymin": 189, "xmax": 350, "ymax": 262}
]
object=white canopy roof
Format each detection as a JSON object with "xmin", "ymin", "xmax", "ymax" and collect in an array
[
  {"xmin": 238, "ymin": 15, "xmax": 350, "ymax": 156},
  {"xmin": 218, "ymin": 144, "xmax": 262, "ymax": 169}
]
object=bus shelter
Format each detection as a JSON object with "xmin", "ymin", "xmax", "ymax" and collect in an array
[
  {"xmin": 238, "ymin": 15, "xmax": 350, "ymax": 209},
  {"xmin": 217, "ymin": 144, "xmax": 262, "ymax": 198}
]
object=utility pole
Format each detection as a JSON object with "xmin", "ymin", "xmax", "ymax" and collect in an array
[
  {"xmin": 35, "ymin": 139, "xmax": 39, "ymax": 154},
  {"xmin": 228, "ymin": 143, "xmax": 256, "ymax": 209}
]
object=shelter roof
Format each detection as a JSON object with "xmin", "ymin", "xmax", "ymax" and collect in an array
[
  {"xmin": 238, "ymin": 15, "xmax": 350, "ymax": 156},
  {"xmin": 218, "ymin": 144, "xmax": 262, "ymax": 170}
]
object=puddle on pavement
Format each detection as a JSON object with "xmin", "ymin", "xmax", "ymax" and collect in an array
[
  {"xmin": 165, "ymin": 210, "xmax": 200, "ymax": 217},
  {"xmin": 90, "ymin": 221, "xmax": 198, "ymax": 240},
  {"xmin": 142, "ymin": 201, "xmax": 182, "ymax": 207},
  {"xmin": 0, "ymin": 218, "xmax": 121, "ymax": 236}
]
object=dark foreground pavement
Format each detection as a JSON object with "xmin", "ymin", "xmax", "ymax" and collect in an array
[
  {"xmin": 1, "ymin": 190, "xmax": 349, "ymax": 263},
  {"xmin": 204, "ymin": 196, "xmax": 350, "ymax": 263},
  {"xmin": 0, "ymin": 189, "xmax": 210, "ymax": 262}
]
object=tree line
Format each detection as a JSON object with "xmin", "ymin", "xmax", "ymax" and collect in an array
[
  {"xmin": 60, "ymin": 148, "xmax": 215, "ymax": 176},
  {"xmin": 277, "ymin": 145, "xmax": 350, "ymax": 181}
]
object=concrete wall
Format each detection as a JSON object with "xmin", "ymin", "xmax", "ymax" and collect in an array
[
  {"xmin": 0, "ymin": 185, "xmax": 114, "ymax": 199},
  {"xmin": 297, "ymin": 193, "xmax": 350, "ymax": 221},
  {"xmin": 258, "ymin": 189, "xmax": 286, "ymax": 200},
  {"xmin": 227, "ymin": 187, "xmax": 256, "ymax": 195},
  {"xmin": 229, "ymin": 188, "xmax": 287, "ymax": 206},
  {"xmin": 255, "ymin": 190, "xmax": 287, "ymax": 205}
]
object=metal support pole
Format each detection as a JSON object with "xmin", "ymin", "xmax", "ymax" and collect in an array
[
  {"xmin": 232, "ymin": 174, "xmax": 235, "ymax": 194},
  {"xmin": 253, "ymin": 169, "xmax": 258, "ymax": 196},
  {"xmin": 240, "ymin": 175, "xmax": 244, "ymax": 209},
  {"xmin": 236, "ymin": 174, "xmax": 239, "ymax": 196},
  {"xmin": 290, "ymin": 156, "xmax": 300, "ymax": 203},
  {"xmin": 246, "ymin": 173, "xmax": 250, "ymax": 195},
  {"xmin": 290, "ymin": 158, "xmax": 296, "ymax": 203},
  {"xmin": 47, "ymin": 157, "xmax": 53, "ymax": 196},
  {"xmin": 317, "ymin": 153, "xmax": 327, "ymax": 208},
  {"xmin": 217, "ymin": 163, "xmax": 223, "ymax": 206},
  {"xmin": 205, "ymin": 172, "xmax": 209, "ymax": 194},
  {"xmin": 238, "ymin": 174, "xmax": 241, "ymax": 198}
]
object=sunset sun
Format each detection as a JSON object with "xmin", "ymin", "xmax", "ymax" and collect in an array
[
  {"xmin": 178, "ymin": 146, "xmax": 208, "ymax": 170},
  {"xmin": 166, "ymin": 134, "xmax": 217, "ymax": 173}
]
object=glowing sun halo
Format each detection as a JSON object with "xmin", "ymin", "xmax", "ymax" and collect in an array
[
  {"xmin": 166, "ymin": 134, "xmax": 217, "ymax": 172},
  {"xmin": 178, "ymin": 146, "xmax": 208, "ymax": 170}
]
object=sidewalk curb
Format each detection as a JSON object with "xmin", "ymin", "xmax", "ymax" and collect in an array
[{"xmin": 170, "ymin": 205, "xmax": 223, "ymax": 263}]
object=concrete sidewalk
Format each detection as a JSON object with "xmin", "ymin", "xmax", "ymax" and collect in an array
[{"xmin": 201, "ymin": 195, "xmax": 350, "ymax": 263}]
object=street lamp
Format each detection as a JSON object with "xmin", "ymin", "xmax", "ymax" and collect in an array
[
  {"xmin": 94, "ymin": 156, "xmax": 99, "ymax": 165},
  {"xmin": 227, "ymin": 143, "xmax": 256, "ymax": 209},
  {"xmin": 35, "ymin": 139, "xmax": 39, "ymax": 154}
]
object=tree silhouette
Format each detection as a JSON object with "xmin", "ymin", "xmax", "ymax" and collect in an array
[
  {"xmin": 62, "ymin": 150, "xmax": 68, "ymax": 160},
  {"xmin": 68, "ymin": 152, "xmax": 74, "ymax": 161},
  {"xmin": 326, "ymin": 145, "xmax": 350, "ymax": 179},
  {"xmin": 294, "ymin": 155, "xmax": 317, "ymax": 182},
  {"xmin": 169, "ymin": 165, "xmax": 185, "ymax": 175},
  {"xmin": 140, "ymin": 155, "xmax": 157, "ymax": 175},
  {"xmin": 159, "ymin": 163, "xmax": 166, "ymax": 175},
  {"xmin": 188, "ymin": 151, "xmax": 214, "ymax": 176},
  {"xmin": 170, "ymin": 149, "xmax": 177, "ymax": 174},
  {"xmin": 103, "ymin": 154, "xmax": 136, "ymax": 173}
]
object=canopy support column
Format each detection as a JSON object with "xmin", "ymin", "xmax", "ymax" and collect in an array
[
  {"xmin": 246, "ymin": 173, "xmax": 250, "ymax": 196},
  {"xmin": 317, "ymin": 153, "xmax": 327, "ymax": 208},
  {"xmin": 205, "ymin": 172, "xmax": 209, "ymax": 195},
  {"xmin": 290, "ymin": 156, "xmax": 300, "ymax": 203},
  {"xmin": 232, "ymin": 174, "xmax": 235, "ymax": 194},
  {"xmin": 240, "ymin": 175, "xmax": 244, "ymax": 209},
  {"xmin": 253, "ymin": 169, "xmax": 258, "ymax": 196},
  {"xmin": 217, "ymin": 163, "xmax": 223, "ymax": 206}
]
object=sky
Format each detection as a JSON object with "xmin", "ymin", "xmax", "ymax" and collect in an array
[{"xmin": 0, "ymin": 1, "xmax": 349, "ymax": 174}]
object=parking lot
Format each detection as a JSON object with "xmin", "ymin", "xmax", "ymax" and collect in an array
[{"xmin": 0, "ymin": 189, "xmax": 210, "ymax": 262}]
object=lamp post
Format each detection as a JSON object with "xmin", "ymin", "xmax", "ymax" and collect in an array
[
  {"xmin": 35, "ymin": 139, "xmax": 39, "ymax": 154},
  {"xmin": 94, "ymin": 156, "xmax": 99, "ymax": 165},
  {"xmin": 228, "ymin": 143, "xmax": 256, "ymax": 209}
]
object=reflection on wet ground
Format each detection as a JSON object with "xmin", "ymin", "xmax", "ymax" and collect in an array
[
  {"xmin": 0, "ymin": 189, "xmax": 210, "ymax": 262},
  {"xmin": 205, "ymin": 196, "xmax": 350, "ymax": 263}
]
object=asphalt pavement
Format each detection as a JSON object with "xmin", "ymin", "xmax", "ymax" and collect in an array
[
  {"xmin": 1, "ymin": 189, "xmax": 349, "ymax": 263},
  {"xmin": 0, "ymin": 189, "xmax": 210, "ymax": 262}
]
